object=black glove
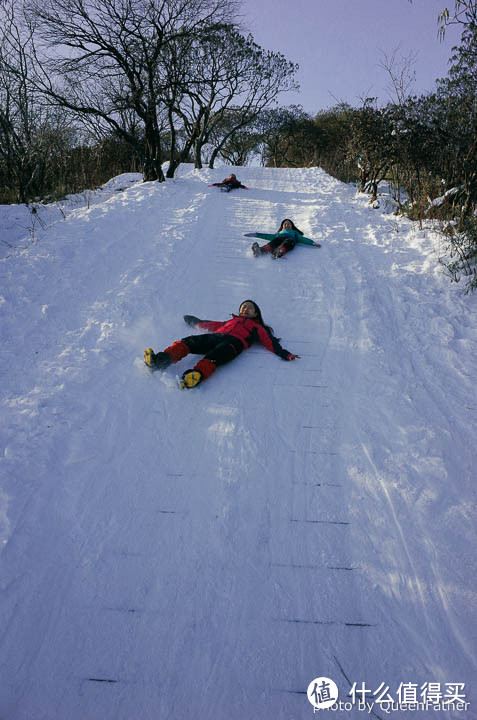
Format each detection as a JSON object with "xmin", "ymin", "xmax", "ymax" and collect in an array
[{"xmin": 183, "ymin": 315, "xmax": 201, "ymax": 327}]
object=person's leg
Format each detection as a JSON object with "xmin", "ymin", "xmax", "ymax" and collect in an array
[
  {"xmin": 179, "ymin": 334, "xmax": 225, "ymax": 355},
  {"xmin": 145, "ymin": 334, "xmax": 222, "ymax": 370},
  {"xmin": 272, "ymin": 238, "xmax": 296, "ymax": 258},
  {"xmin": 204, "ymin": 339, "xmax": 242, "ymax": 367},
  {"xmin": 182, "ymin": 339, "xmax": 243, "ymax": 387},
  {"xmin": 144, "ymin": 341, "xmax": 186, "ymax": 369},
  {"xmin": 253, "ymin": 236, "xmax": 281, "ymax": 255}
]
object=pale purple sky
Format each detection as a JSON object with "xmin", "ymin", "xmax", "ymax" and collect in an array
[{"xmin": 241, "ymin": 0, "xmax": 462, "ymax": 113}]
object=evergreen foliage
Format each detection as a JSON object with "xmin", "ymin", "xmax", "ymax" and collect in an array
[{"xmin": 257, "ymin": 6, "xmax": 477, "ymax": 290}]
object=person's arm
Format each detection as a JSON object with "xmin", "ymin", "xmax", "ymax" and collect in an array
[
  {"xmin": 197, "ymin": 320, "xmax": 224, "ymax": 331},
  {"xmin": 183, "ymin": 315, "xmax": 201, "ymax": 327},
  {"xmin": 255, "ymin": 325, "xmax": 300, "ymax": 360},
  {"xmin": 296, "ymin": 234, "xmax": 321, "ymax": 247},
  {"xmin": 245, "ymin": 232, "xmax": 277, "ymax": 241},
  {"xmin": 183, "ymin": 315, "xmax": 223, "ymax": 330}
]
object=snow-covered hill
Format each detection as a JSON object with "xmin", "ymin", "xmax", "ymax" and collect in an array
[{"xmin": 1, "ymin": 165, "xmax": 476, "ymax": 719}]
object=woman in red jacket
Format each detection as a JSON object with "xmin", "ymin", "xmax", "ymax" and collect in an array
[{"xmin": 144, "ymin": 300, "xmax": 300, "ymax": 388}]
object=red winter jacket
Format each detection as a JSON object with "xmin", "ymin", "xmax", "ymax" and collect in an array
[{"xmin": 196, "ymin": 315, "xmax": 291, "ymax": 359}]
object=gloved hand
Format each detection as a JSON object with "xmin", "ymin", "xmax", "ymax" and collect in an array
[{"xmin": 183, "ymin": 315, "xmax": 201, "ymax": 327}]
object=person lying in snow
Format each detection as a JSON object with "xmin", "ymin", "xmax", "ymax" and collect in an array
[
  {"xmin": 209, "ymin": 173, "xmax": 248, "ymax": 191},
  {"xmin": 247, "ymin": 218, "xmax": 321, "ymax": 258},
  {"xmin": 144, "ymin": 300, "xmax": 300, "ymax": 388}
]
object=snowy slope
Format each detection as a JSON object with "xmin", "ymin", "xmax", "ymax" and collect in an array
[{"xmin": 0, "ymin": 165, "xmax": 476, "ymax": 719}]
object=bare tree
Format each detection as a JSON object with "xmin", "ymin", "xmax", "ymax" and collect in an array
[
  {"xmin": 160, "ymin": 24, "xmax": 298, "ymax": 175},
  {"xmin": 204, "ymin": 31, "xmax": 299, "ymax": 169},
  {"xmin": 24, "ymin": 0, "xmax": 237, "ymax": 181},
  {"xmin": 378, "ymin": 46, "xmax": 417, "ymax": 105},
  {"xmin": 0, "ymin": 0, "xmax": 76, "ymax": 201}
]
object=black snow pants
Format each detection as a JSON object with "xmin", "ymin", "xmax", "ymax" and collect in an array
[
  {"xmin": 262, "ymin": 236, "xmax": 297, "ymax": 254},
  {"xmin": 181, "ymin": 333, "xmax": 244, "ymax": 367}
]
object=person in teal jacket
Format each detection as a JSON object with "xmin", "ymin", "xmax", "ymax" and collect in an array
[{"xmin": 247, "ymin": 218, "xmax": 321, "ymax": 258}]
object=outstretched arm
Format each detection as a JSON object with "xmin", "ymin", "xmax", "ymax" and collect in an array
[
  {"xmin": 184, "ymin": 315, "xmax": 202, "ymax": 327},
  {"xmin": 183, "ymin": 316, "xmax": 224, "ymax": 331},
  {"xmin": 243, "ymin": 232, "xmax": 277, "ymax": 241},
  {"xmin": 256, "ymin": 325, "xmax": 300, "ymax": 360},
  {"xmin": 297, "ymin": 235, "xmax": 321, "ymax": 247},
  {"xmin": 198, "ymin": 320, "xmax": 224, "ymax": 330}
]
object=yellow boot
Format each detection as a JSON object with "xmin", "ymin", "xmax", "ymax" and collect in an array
[{"xmin": 180, "ymin": 369, "xmax": 202, "ymax": 389}]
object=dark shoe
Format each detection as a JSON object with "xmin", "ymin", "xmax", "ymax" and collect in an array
[
  {"xmin": 144, "ymin": 348, "xmax": 171, "ymax": 370},
  {"xmin": 180, "ymin": 369, "xmax": 203, "ymax": 389},
  {"xmin": 252, "ymin": 242, "xmax": 261, "ymax": 257},
  {"xmin": 153, "ymin": 351, "xmax": 172, "ymax": 369}
]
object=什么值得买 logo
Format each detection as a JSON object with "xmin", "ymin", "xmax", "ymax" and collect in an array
[{"xmin": 307, "ymin": 677, "xmax": 339, "ymax": 709}]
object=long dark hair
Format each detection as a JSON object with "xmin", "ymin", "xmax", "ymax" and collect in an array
[
  {"xmin": 239, "ymin": 299, "xmax": 275, "ymax": 336},
  {"xmin": 278, "ymin": 218, "xmax": 303, "ymax": 235}
]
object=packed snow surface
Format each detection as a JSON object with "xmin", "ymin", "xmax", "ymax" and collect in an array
[{"xmin": 1, "ymin": 165, "xmax": 476, "ymax": 719}]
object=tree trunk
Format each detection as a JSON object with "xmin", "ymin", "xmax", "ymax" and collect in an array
[
  {"xmin": 166, "ymin": 108, "xmax": 178, "ymax": 178},
  {"xmin": 370, "ymin": 180, "xmax": 378, "ymax": 202},
  {"xmin": 143, "ymin": 118, "xmax": 165, "ymax": 182},
  {"xmin": 166, "ymin": 157, "xmax": 180, "ymax": 178},
  {"xmin": 208, "ymin": 146, "xmax": 219, "ymax": 168},
  {"xmin": 194, "ymin": 141, "xmax": 203, "ymax": 169}
]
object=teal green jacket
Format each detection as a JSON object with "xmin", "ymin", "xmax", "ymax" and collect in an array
[{"xmin": 255, "ymin": 229, "xmax": 316, "ymax": 246}]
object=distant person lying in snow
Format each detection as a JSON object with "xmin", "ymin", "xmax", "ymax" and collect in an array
[
  {"xmin": 209, "ymin": 173, "xmax": 248, "ymax": 191},
  {"xmin": 246, "ymin": 218, "xmax": 321, "ymax": 258},
  {"xmin": 144, "ymin": 300, "xmax": 300, "ymax": 388}
]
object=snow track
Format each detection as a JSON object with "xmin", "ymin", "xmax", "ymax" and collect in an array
[{"xmin": 1, "ymin": 166, "xmax": 476, "ymax": 719}]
